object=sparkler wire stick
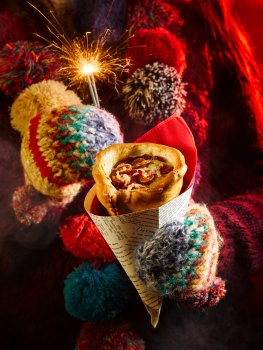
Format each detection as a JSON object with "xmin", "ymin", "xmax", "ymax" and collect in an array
[
  {"xmin": 87, "ymin": 74, "xmax": 98, "ymax": 107},
  {"xmin": 91, "ymin": 73, "xmax": 100, "ymax": 108}
]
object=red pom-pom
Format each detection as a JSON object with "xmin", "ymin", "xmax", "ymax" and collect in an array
[
  {"xmin": 127, "ymin": 27, "xmax": 186, "ymax": 75},
  {"xmin": 76, "ymin": 322, "xmax": 145, "ymax": 350},
  {"xmin": 60, "ymin": 213, "xmax": 116, "ymax": 263},
  {"xmin": 179, "ymin": 277, "xmax": 226, "ymax": 308},
  {"xmin": 127, "ymin": 0, "xmax": 184, "ymax": 33},
  {"xmin": 0, "ymin": 11, "xmax": 32, "ymax": 49}
]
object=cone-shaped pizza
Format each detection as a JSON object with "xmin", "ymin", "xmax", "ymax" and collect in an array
[{"xmin": 92, "ymin": 143, "xmax": 187, "ymax": 215}]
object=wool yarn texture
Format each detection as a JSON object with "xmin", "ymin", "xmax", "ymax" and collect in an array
[
  {"xmin": 12, "ymin": 185, "xmax": 49, "ymax": 226},
  {"xmin": 123, "ymin": 62, "xmax": 186, "ymax": 126},
  {"xmin": 64, "ymin": 263, "xmax": 132, "ymax": 322},
  {"xmin": 126, "ymin": 27, "xmax": 186, "ymax": 75},
  {"xmin": 127, "ymin": 0, "xmax": 183, "ymax": 34},
  {"xmin": 76, "ymin": 321, "xmax": 145, "ymax": 350},
  {"xmin": 60, "ymin": 213, "xmax": 116, "ymax": 263},
  {"xmin": 135, "ymin": 204, "xmax": 226, "ymax": 306},
  {"xmin": 10, "ymin": 80, "xmax": 81, "ymax": 136},
  {"xmin": 13, "ymin": 105, "xmax": 123, "ymax": 225},
  {"xmin": 0, "ymin": 41, "xmax": 60, "ymax": 97}
]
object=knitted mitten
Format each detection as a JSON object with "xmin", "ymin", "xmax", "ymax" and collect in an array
[{"xmin": 135, "ymin": 204, "xmax": 226, "ymax": 307}]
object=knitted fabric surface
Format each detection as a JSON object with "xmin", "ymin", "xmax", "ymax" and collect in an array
[
  {"xmin": 0, "ymin": 41, "xmax": 60, "ymax": 97},
  {"xmin": 64, "ymin": 262, "xmax": 132, "ymax": 322},
  {"xmin": 20, "ymin": 105, "xmax": 123, "ymax": 201},
  {"xmin": 123, "ymin": 62, "xmax": 186, "ymax": 126},
  {"xmin": 76, "ymin": 321, "xmax": 145, "ymax": 350},
  {"xmin": 60, "ymin": 213, "xmax": 116, "ymax": 263},
  {"xmin": 135, "ymin": 204, "xmax": 226, "ymax": 306},
  {"xmin": 10, "ymin": 80, "xmax": 82, "ymax": 136}
]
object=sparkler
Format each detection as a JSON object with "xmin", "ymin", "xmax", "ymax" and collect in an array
[{"xmin": 29, "ymin": 3, "xmax": 131, "ymax": 105}]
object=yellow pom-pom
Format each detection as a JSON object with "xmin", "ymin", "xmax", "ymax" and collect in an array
[{"xmin": 10, "ymin": 80, "xmax": 82, "ymax": 136}]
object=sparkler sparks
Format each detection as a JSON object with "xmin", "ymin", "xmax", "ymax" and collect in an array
[{"xmin": 29, "ymin": 3, "xmax": 131, "ymax": 105}]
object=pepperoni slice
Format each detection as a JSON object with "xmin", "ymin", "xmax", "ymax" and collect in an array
[
  {"xmin": 160, "ymin": 164, "xmax": 174, "ymax": 174},
  {"xmin": 110, "ymin": 154, "xmax": 172, "ymax": 189}
]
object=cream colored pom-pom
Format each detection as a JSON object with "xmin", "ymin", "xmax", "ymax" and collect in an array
[{"xmin": 10, "ymin": 80, "xmax": 82, "ymax": 136}]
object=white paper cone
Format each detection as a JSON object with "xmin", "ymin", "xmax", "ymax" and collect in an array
[{"xmin": 84, "ymin": 185, "xmax": 193, "ymax": 327}]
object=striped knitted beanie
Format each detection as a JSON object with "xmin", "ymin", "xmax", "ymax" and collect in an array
[
  {"xmin": 13, "ymin": 105, "xmax": 123, "ymax": 225},
  {"xmin": 135, "ymin": 204, "xmax": 226, "ymax": 307},
  {"xmin": 21, "ymin": 104, "xmax": 123, "ymax": 199}
]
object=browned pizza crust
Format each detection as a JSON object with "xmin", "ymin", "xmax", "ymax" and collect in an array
[{"xmin": 92, "ymin": 143, "xmax": 187, "ymax": 215}]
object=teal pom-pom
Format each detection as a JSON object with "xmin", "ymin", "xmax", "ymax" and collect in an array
[{"xmin": 64, "ymin": 263, "xmax": 132, "ymax": 322}]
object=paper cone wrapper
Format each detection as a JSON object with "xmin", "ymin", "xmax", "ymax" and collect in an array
[{"xmin": 84, "ymin": 115, "xmax": 197, "ymax": 327}]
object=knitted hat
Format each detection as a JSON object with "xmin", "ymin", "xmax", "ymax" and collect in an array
[
  {"xmin": 13, "ymin": 105, "xmax": 123, "ymax": 225},
  {"xmin": 135, "ymin": 204, "xmax": 226, "ymax": 307},
  {"xmin": 10, "ymin": 80, "xmax": 82, "ymax": 136}
]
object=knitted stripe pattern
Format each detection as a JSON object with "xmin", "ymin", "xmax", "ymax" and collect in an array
[
  {"xmin": 135, "ymin": 204, "xmax": 223, "ymax": 299},
  {"xmin": 76, "ymin": 322, "xmax": 145, "ymax": 350},
  {"xmin": 21, "ymin": 105, "xmax": 123, "ymax": 200}
]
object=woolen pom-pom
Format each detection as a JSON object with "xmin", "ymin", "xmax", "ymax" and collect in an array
[
  {"xmin": 127, "ymin": 0, "xmax": 183, "ymax": 34},
  {"xmin": 64, "ymin": 263, "xmax": 132, "ymax": 322},
  {"xmin": 178, "ymin": 277, "xmax": 226, "ymax": 308},
  {"xmin": 12, "ymin": 185, "xmax": 49, "ymax": 226},
  {"xmin": 10, "ymin": 80, "xmax": 81, "ymax": 136},
  {"xmin": 135, "ymin": 204, "xmax": 225, "ymax": 304},
  {"xmin": 0, "ymin": 41, "xmax": 60, "ymax": 97},
  {"xmin": 127, "ymin": 27, "xmax": 186, "ymax": 75},
  {"xmin": 60, "ymin": 213, "xmax": 116, "ymax": 263},
  {"xmin": 123, "ymin": 62, "xmax": 186, "ymax": 126},
  {"xmin": 76, "ymin": 321, "xmax": 145, "ymax": 350}
]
